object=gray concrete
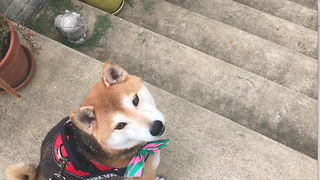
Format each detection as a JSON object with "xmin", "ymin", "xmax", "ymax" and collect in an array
[
  {"xmin": 117, "ymin": 0, "xmax": 317, "ymax": 99},
  {"xmin": 0, "ymin": 0, "xmax": 47, "ymax": 23},
  {"xmin": 0, "ymin": 0, "xmax": 317, "ymax": 179},
  {"xmin": 288, "ymin": 0, "xmax": 317, "ymax": 10},
  {"xmin": 166, "ymin": 0, "xmax": 318, "ymax": 59},
  {"xmin": 0, "ymin": 0, "xmax": 12, "ymax": 14},
  {"xmin": 0, "ymin": 33, "xmax": 317, "ymax": 180},
  {"xmin": 234, "ymin": 0, "xmax": 317, "ymax": 31},
  {"xmin": 58, "ymin": 1, "xmax": 316, "ymax": 158},
  {"xmin": 2, "ymin": 0, "xmax": 30, "ymax": 20}
]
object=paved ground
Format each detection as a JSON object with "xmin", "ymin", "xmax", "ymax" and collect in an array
[
  {"xmin": 0, "ymin": 0, "xmax": 318, "ymax": 179},
  {"xmin": 0, "ymin": 33, "xmax": 317, "ymax": 180},
  {"xmin": 21, "ymin": 0, "xmax": 317, "ymax": 158}
]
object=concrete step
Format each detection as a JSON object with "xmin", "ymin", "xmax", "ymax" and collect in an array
[
  {"xmin": 0, "ymin": 32, "xmax": 317, "ymax": 180},
  {"xmin": 166, "ymin": 0, "xmax": 318, "ymax": 59},
  {"xmin": 233, "ymin": 0, "xmax": 317, "ymax": 31},
  {"xmin": 288, "ymin": 0, "xmax": 317, "ymax": 10},
  {"xmin": 0, "ymin": 0, "xmax": 13, "ymax": 14},
  {"xmin": 27, "ymin": 0, "xmax": 317, "ymax": 158},
  {"xmin": 117, "ymin": 0, "xmax": 317, "ymax": 99},
  {"xmin": 0, "ymin": 0, "xmax": 47, "ymax": 23}
]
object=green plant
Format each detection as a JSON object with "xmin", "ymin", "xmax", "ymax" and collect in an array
[
  {"xmin": 14, "ymin": 20, "xmax": 42, "ymax": 55},
  {"xmin": 0, "ymin": 14, "xmax": 10, "ymax": 60},
  {"xmin": 0, "ymin": 13, "xmax": 42, "ymax": 62},
  {"xmin": 85, "ymin": 14, "xmax": 112, "ymax": 47}
]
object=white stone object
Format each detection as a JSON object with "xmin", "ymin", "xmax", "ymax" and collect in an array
[{"xmin": 54, "ymin": 10, "xmax": 88, "ymax": 44}]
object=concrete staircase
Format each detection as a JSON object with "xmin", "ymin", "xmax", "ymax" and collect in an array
[
  {"xmin": 113, "ymin": 0, "xmax": 318, "ymax": 158},
  {"xmin": 0, "ymin": 0, "xmax": 317, "ymax": 179}
]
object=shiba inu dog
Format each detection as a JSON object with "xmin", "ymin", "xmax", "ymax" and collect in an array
[{"xmin": 5, "ymin": 61, "xmax": 167, "ymax": 180}]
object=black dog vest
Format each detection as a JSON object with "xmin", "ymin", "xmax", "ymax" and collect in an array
[
  {"xmin": 38, "ymin": 117, "xmax": 167, "ymax": 180},
  {"xmin": 39, "ymin": 117, "xmax": 126, "ymax": 180}
]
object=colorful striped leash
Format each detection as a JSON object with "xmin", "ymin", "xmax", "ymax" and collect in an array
[{"xmin": 124, "ymin": 139, "xmax": 169, "ymax": 177}]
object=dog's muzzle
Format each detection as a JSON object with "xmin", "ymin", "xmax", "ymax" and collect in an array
[{"xmin": 150, "ymin": 120, "xmax": 165, "ymax": 136}]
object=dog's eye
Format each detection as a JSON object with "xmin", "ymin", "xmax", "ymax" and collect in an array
[
  {"xmin": 115, "ymin": 122, "xmax": 127, "ymax": 130},
  {"xmin": 132, "ymin": 94, "xmax": 139, "ymax": 106}
]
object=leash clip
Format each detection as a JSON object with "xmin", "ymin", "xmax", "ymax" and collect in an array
[{"xmin": 50, "ymin": 144, "xmax": 69, "ymax": 180}]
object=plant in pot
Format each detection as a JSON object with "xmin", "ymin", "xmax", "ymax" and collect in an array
[{"xmin": 0, "ymin": 13, "xmax": 41, "ymax": 98}]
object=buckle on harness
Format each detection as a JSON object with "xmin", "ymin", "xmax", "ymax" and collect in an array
[
  {"xmin": 49, "ymin": 173, "xmax": 66, "ymax": 180},
  {"xmin": 50, "ymin": 144, "xmax": 69, "ymax": 180}
]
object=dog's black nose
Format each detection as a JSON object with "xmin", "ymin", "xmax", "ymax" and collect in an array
[{"xmin": 150, "ymin": 120, "xmax": 165, "ymax": 136}]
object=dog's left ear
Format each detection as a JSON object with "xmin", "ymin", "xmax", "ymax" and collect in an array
[
  {"xmin": 103, "ymin": 61, "xmax": 128, "ymax": 86},
  {"xmin": 70, "ymin": 106, "xmax": 97, "ymax": 135}
]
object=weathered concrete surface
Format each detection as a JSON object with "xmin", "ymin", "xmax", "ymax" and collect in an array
[
  {"xmin": 2, "ymin": 0, "xmax": 317, "ymax": 164},
  {"xmin": 288, "ymin": 0, "xmax": 317, "ymax": 10},
  {"xmin": 0, "ymin": 0, "xmax": 47, "ymax": 23},
  {"xmin": 0, "ymin": 0, "xmax": 12, "ymax": 14},
  {"xmin": 50, "ymin": 1, "xmax": 317, "ymax": 158},
  {"xmin": 0, "ymin": 33, "xmax": 317, "ymax": 180},
  {"xmin": 166, "ymin": 0, "xmax": 318, "ymax": 59},
  {"xmin": 117, "ymin": 0, "xmax": 317, "ymax": 99},
  {"xmin": 234, "ymin": 0, "xmax": 317, "ymax": 30}
]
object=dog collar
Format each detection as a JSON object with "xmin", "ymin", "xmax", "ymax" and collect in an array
[{"xmin": 52, "ymin": 119, "xmax": 169, "ymax": 179}]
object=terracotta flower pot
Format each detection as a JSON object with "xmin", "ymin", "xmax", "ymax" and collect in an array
[
  {"xmin": 81, "ymin": 0, "xmax": 125, "ymax": 14},
  {"xmin": 0, "ymin": 20, "xmax": 35, "ymax": 93}
]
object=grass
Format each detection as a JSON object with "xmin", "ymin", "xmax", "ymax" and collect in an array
[
  {"xmin": 136, "ymin": 31, "xmax": 148, "ymax": 44},
  {"xmin": 236, "ymin": 75, "xmax": 256, "ymax": 88},
  {"xmin": 85, "ymin": 14, "xmax": 112, "ymax": 47},
  {"xmin": 28, "ymin": 0, "xmax": 82, "ymax": 35},
  {"xmin": 141, "ymin": 0, "xmax": 157, "ymax": 14},
  {"xmin": 223, "ymin": 73, "xmax": 256, "ymax": 88},
  {"xmin": 125, "ymin": 0, "xmax": 134, "ymax": 7}
]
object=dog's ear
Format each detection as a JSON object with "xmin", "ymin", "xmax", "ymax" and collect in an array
[
  {"xmin": 103, "ymin": 61, "xmax": 128, "ymax": 86},
  {"xmin": 70, "ymin": 106, "xmax": 97, "ymax": 135}
]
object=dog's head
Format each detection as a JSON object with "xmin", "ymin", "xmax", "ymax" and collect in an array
[{"xmin": 70, "ymin": 61, "xmax": 165, "ymax": 152}]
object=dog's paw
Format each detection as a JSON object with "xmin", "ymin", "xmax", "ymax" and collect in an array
[{"xmin": 155, "ymin": 176, "xmax": 165, "ymax": 180}]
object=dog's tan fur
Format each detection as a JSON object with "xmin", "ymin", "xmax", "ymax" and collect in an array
[
  {"xmin": 5, "ymin": 61, "xmax": 165, "ymax": 180},
  {"xmin": 5, "ymin": 163, "xmax": 36, "ymax": 180}
]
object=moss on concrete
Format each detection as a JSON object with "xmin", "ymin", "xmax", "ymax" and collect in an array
[{"xmin": 27, "ymin": 0, "xmax": 112, "ymax": 49}]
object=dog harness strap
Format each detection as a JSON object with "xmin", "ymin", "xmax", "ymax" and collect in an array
[
  {"xmin": 53, "ymin": 118, "xmax": 169, "ymax": 179},
  {"xmin": 60, "ymin": 120, "xmax": 101, "ymax": 175},
  {"xmin": 82, "ymin": 168, "xmax": 127, "ymax": 180},
  {"xmin": 54, "ymin": 119, "xmax": 127, "ymax": 179}
]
